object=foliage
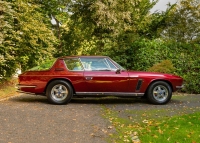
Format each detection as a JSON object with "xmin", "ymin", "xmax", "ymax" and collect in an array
[
  {"xmin": 183, "ymin": 58, "xmax": 200, "ymax": 93},
  {"xmin": 36, "ymin": 0, "xmax": 71, "ymax": 56},
  {"xmin": 90, "ymin": 0, "xmax": 158, "ymax": 36},
  {"xmin": 0, "ymin": 0, "xmax": 57, "ymax": 80},
  {"xmin": 54, "ymin": 0, "xmax": 160, "ymax": 56},
  {"xmin": 147, "ymin": 60, "xmax": 175, "ymax": 74},
  {"xmin": 0, "ymin": 1, "xmax": 18, "ymax": 79},
  {"xmin": 162, "ymin": 0, "xmax": 200, "ymax": 44},
  {"xmin": 105, "ymin": 38, "xmax": 200, "ymax": 93},
  {"xmin": 13, "ymin": 0, "xmax": 58, "ymax": 71},
  {"xmin": 143, "ymin": 41, "xmax": 200, "ymax": 93}
]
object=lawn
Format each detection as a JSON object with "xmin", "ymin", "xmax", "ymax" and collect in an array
[{"xmin": 103, "ymin": 106, "xmax": 200, "ymax": 143}]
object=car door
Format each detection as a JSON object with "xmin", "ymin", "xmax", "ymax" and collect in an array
[{"xmin": 80, "ymin": 57, "xmax": 129, "ymax": 93}]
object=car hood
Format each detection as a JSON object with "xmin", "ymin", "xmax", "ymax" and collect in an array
[{"xmin": 127, "ymin": 71, "xmax": 182, "ymax": 79}]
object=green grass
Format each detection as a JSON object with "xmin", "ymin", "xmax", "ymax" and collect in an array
[
  {"xmin": 138, "ymin": 113, "xmax": 200, "ymax": 143},
  {"xmin": 102, "ymin": 106, "xmax": 200, "ymax": 143}
]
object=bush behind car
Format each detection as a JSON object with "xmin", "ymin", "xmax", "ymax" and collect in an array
[{"xmin": 105, "ymin": 38, "xmax": 200, "ymax": 94}]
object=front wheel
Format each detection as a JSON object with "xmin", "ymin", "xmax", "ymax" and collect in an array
[
  {"xmin": 146, "ymin": 81, "xmax": 172, "ymax": 105},
  {"xmin": 46, "ymin": 80, "xmax": 73, "ymax": 105}
]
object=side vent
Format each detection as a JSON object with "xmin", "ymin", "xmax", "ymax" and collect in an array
[{"xmin": 136, "ymin": 79, "xmax": 143, "ymax": 91}]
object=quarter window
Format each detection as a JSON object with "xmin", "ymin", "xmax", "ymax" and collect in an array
[{"xmin": 64, "ymin": 58, "xmax": 83, "ymax": 71}]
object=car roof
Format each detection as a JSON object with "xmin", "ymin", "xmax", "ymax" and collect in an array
[{"xmin": 58, "ymin": 56, "xmax": 108, "ymax": 59}]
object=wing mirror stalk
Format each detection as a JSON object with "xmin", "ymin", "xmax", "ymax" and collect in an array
[{"xmin": 116, "ymin": 69, "xmax": 121, "ymax": 74}]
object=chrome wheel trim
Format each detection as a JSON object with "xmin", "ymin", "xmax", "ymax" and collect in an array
[
  {"xmin": 51, "ymin": 84, "xmax": 68, "ymax": 101},
  {"xmin": 153, "ymin": 85, "xmax": 168, "ymax": 102}
]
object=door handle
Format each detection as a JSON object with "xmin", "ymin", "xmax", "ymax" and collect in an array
[{"xmin": 85, "ymin": 77, "xmax": 93, "ymax": 80}]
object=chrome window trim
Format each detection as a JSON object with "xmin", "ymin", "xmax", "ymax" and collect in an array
[
  {"xmin": 108, "ymin": 58, "xmax": 126, "ymax": 70},
  {"xmin": 105, "ymin": 58, "xmax": 118, "ymax": 70},
  {"xmin": 79, "ymin": 57, "xmax": 91, "ymax": 71},
  {"xmin": 78, "ymin": 57, "xmax": 86, "ymax": 70},
  {"xmin": 104, "ymin": 58, "xmax": 111, "ymax": 70},
  {"xmin": 102, "ymin": 58, "xmax": 111, "ymax": 70}
]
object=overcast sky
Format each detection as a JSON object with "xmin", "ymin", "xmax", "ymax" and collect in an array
[{"xmin": 151, "ymin": 0, "xmax": 178, "ymax": 12}]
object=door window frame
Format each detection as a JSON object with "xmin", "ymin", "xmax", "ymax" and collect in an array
[{"xmin": 79, "ymin": 57, "xmax": 118, "ymax": 71}]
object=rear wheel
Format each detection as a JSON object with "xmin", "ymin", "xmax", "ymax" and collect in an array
[
  {"xmin": 46, "ymin": 80, "xmax": 73, "ymax": 105},
  {"xmin": 147, "ymin": 81, "xmax": 172, "ymax": 105}
]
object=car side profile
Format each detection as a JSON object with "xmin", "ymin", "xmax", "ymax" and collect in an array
[{"xmin": 17, "ymin": 56, "xmax": 183, "ymax": 105}]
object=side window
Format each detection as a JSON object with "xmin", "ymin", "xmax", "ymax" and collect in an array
[
  {"xmin": 80, "ymin": 58, "xmax": 110, "ymax": 71},
  {"xmin": 91, "ymin": 59, "xmax": 109, "ymax": 70},
  {"xmin": 64, "ymin": 58, "xmax": 83, "ymax": 71}
]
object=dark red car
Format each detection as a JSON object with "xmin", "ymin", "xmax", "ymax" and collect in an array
[{"xmin": 17, "ymin": 56, "xmax": 183, "ymax": 105}]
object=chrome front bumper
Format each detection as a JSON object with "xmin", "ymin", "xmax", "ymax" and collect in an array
[{"xmin": 176, "ymin": 85, "xmax": 184, "ymax": 89}]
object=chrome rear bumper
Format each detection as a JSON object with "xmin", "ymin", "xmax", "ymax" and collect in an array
[
  {"xmin": 16, "ymin": 84, "xmax": 36, "ymax": 88},
  {"xmin": 16, "ymin": 90, "xmax": 36, "ymax": 95}
]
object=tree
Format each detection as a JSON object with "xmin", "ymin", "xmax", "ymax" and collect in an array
[
  {"xmin": 13, "ymin": 0, "xmax": 58, "ymax": 71},
  {"xmin": 162, "ymin": 0, "xmax": 200, "ymax": 43},
  {"xmin": 54, "ymin": 0, "xmax": 160, "ymax": 56},
  {"xmin": 0, "ymin": 0, "xmax": 58, "ymax": 80},
  {"xmin": 0, "ymin": 0, "xmax": 18, "ymax": 79}
]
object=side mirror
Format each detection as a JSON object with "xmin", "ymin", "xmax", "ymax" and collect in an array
[{"xmin": 116, "ymin": 69, "xmax": 121, "ymax": 74}]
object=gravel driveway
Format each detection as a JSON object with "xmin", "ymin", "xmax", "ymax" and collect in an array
[
  {"xmin": 0, "ymin": 94, "xmax": 200, "ymax": 143},
  {"xmin": 0, "ymin": 95, "xmax": 112, "ymax": 143}
]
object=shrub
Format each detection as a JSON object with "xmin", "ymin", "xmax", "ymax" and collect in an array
[
  {"xmin": 147, "ymin": 60, "xmax": 175, "ymax": 74},
  {"xmin": 106, "ymin": 38, "xmax": 200, "ymax": 93}
]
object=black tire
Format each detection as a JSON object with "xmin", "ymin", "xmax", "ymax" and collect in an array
[
  {"xmin": 46, "ymin": 80, "xmax": 73, "ymax": 105},
  {"xmin": 146, "ymin": 81, "xmax": 172, "ymax": 105}
]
